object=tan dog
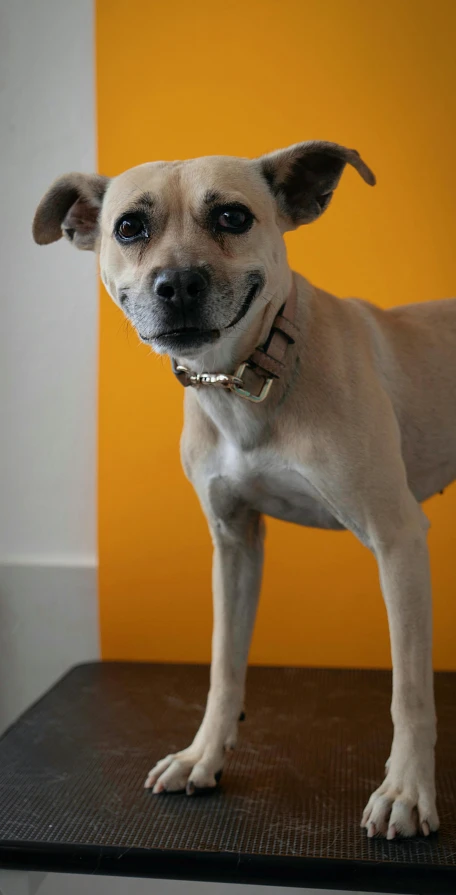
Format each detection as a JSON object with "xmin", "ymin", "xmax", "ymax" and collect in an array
[{"xmin": 33, "ymin": 141, "xmax": 456, "ymax": 839}]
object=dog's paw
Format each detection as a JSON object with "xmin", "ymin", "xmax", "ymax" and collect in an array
[
  {"xmin": 144, "ymin": 744, "xmax": 226, "ymax": 795},
  {"xmin": 361, "ymin": 746, "xmax": 439, "ymax": 839},
  {"xmin": 361, "ymin": 785, "xmax": 439, "ymax": 839}
]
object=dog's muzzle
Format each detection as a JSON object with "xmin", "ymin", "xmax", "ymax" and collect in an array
[{"xmin": 172, "ymin": 277, "xmax": 299, "ymax": 404}]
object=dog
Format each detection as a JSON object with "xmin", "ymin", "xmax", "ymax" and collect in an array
[{"xmin": 33, "ymin": 140, "xmax": 456, "ymax": 839}]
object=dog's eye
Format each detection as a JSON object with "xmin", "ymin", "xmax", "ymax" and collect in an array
[
  {"xmin": 115, "ymin": 214, "xmax": 147, "ymax": 242},
  {"xmin": 214, "ymin": 206, "xmax": 253, "ymax": 234}
]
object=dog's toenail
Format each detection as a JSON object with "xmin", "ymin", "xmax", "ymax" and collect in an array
[
  {"xmin": 367, "ymin": 822, "xmax": 376, "ymax": 838},
  {"xmin": 214, "ymin": 770, "xmax": 223, "ymax": 783},
  {"xmin": 239, "ymin": 711, "xmax": 246, "ymax": 721},
  {"xmin": 186, "ymin": 779, "xmax": 218, "ymax": 796},
  {"xmin": 421, "ymin": 821, "xmax": 430, "ymax": 836},
  {"xmin": 387, "ymin": 824, "xmax": 397, "ymax": 840},
  {"xmin": 153, "ymin": 783, "xmax": 166, "ymax": 795}
]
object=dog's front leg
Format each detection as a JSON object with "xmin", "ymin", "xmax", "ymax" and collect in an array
[
  {"xmin": 145, "ymin": 499, "xmax": 264, "ymax": 795},
  {"xmin": 362, "ymin": 505, "xmax": 439, "ymax": 838}
]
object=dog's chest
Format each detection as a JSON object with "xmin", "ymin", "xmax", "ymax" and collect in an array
[{"xmin": 216, "ymin": 441, "xmax": 344, "ymax": 531}]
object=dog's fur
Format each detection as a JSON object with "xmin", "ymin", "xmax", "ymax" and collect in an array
[{"xmin": 33, "ymin": 141, "xmax": 456, "ymax": 839}]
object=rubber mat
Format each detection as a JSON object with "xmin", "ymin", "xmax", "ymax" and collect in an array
[{"xmin": 0, "ymin": 663, "xmax": 455, "ymax": 893}]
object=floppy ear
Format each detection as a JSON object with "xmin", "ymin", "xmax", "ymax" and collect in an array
[
  {"xmin": 33, "ymin": 173, "xmax": 110, "ymax": 250},
  {"xmin": 259, "ymin": 141, "xmax": 375, "ymax": 228}
]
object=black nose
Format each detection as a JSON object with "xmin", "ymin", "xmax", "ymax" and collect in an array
[{"xmin": 154, "ymin": 267, "xmax": 210, "ymax": 308}]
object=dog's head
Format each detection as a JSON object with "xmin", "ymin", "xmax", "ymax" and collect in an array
[{"xmin": 33, "ymin": 142, "xmax": 375, "ymax": 360}]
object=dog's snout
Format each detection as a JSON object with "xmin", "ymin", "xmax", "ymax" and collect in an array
[{"xmin": 154, "ymin": 268, "xmax": 210, "ymax": 308}]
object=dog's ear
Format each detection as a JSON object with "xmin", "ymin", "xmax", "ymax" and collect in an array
[
  {"xmin": 259, "ymin": 141, "xmax": 375, "ymax": 228},
  {"xmin": 33, "ymin": 173, "xmax": 110, "ymax": 250}
]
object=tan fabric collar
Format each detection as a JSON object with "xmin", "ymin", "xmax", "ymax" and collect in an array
[{"xmin": 171, "ymin": 277, "xmax": 298, "ymax": 404}]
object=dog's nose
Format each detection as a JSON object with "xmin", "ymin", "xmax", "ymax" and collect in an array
[{"xmin": 154, "ymin": 268, "xmax": 210, "ymax": 307}]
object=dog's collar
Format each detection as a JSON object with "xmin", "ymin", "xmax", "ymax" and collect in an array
[{"xmin": 171, "ymin": 277, "xmax": 298, "ymax": 403}]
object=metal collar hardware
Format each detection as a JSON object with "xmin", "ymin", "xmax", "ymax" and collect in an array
[{"xmin": 173, "ymin": 362, "xmax": 274, "ymax": 403}]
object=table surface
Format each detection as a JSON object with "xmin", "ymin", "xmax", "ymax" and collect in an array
[{"xmin": 0, "ymin": 663, "xmax": 455, "ymax": 894}]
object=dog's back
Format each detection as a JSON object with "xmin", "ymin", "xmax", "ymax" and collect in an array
[{"xmin": 350, "ymin": 295, "xmax": 456, "ymax": 500}]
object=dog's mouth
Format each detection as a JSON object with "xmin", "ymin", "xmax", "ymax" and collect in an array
[
  {"xmin": 139, "ymin": 279, "xmax": 263, "ymax": 352},
  {"xmin": 226, "ymin": 281, "xmax": 261, "ymax": 329},
  {"xmin": 140, "ymin": 328, "xmax": 220, "ymax": 351}
]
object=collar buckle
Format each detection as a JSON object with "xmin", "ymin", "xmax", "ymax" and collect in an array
[{"xmin": 231, "ymin": 363, "xmax": 274, "ymax": 403}]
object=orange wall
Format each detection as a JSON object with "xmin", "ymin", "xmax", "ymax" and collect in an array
[{"xmin": 96, "ymin": 0, "xmax": 456, "ymax": 669}]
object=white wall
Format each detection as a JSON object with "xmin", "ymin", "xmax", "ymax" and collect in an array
[{"xmin": 0, "ymin": 0, "xmax": 100, "ymax": 731}]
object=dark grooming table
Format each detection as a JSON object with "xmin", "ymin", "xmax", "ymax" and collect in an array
[{"xmin": 0, "ymin": 663, "xmax": 455, "ymax": 894}]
